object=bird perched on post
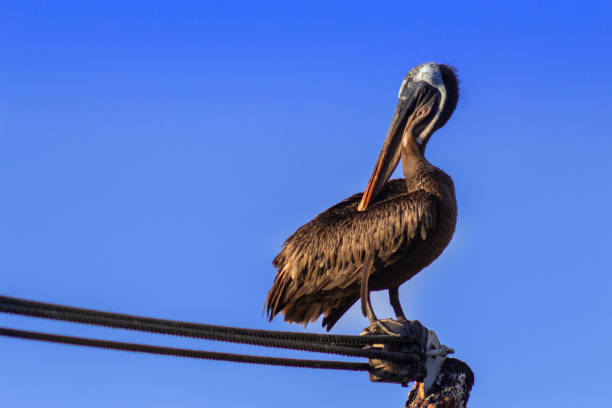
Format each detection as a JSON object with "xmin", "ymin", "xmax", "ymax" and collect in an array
[{"xmin": 265, "ymin": 62, "xmax": 459, "ymax": 331}]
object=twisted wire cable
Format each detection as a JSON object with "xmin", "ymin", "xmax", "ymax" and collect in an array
[
  {"xmin": 0, "ymin": 295, "xmax": 421, "ymax": 363},
  {"xmin": 0, "ymin": 327, "xmax": 370, "ymax": 371}
]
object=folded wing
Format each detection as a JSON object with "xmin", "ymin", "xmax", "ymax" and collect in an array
[{"xmin": 265, "ymin": 180, "xmax": 438, "ymax": 327}]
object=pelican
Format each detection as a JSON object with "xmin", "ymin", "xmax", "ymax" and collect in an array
[{"xmin": 265, "ymin": 62, "xmax": 459, "ymax": 331}]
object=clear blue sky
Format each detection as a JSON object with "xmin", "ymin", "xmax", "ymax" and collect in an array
[{"xmin": 2, "ymin": 1, "xmax": 611, "ymax": 407}]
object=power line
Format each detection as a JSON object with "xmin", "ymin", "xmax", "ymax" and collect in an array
[
  {"xmin": 0, "ymin": 295, "xmax": 413, "ymax": 345},
  {"xmin": 0, "ymin": 295, "xmax": 420, "ymax": 363},
  {"xmin": 0, "ymin": 295, "xmax": 433, "ymax": 384},
  {"xmin": 0, "ymin": 327, "xmax": 370, "ymax": 372},
  {"xmin": 1, "ymin": 295, "xmax": 427, "ymax": 365}
]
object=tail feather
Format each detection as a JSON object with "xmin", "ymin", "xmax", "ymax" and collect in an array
[{"xmin": 321, "ymin": 295, "xmax": 359, "ymax": 331}]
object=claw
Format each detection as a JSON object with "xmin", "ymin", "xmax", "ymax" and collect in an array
[
  {"xmin": 374, "ymin": 319, "xmax": 402, "ymax": 336},
  {"xmin": 363, "ymin": 318, "xmax": 404, "ymax": 336}
]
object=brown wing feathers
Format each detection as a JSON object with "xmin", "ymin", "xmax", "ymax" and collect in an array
[{"xmin": 264, "ymin": 180, "xmax": 437, "ymax": 329}]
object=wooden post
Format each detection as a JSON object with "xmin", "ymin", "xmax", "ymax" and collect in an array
[{"xmin": 405, "ymin": 358, "xmax": 474, "ymax": 408}]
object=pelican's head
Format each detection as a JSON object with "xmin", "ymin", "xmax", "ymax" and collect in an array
[
  {"xmin": 358, "ymin": 63, "xmax": 459, "ymax": 211},
  {"xmin": 398, "ymin": 63, "xmax": 459, "ymax": 150}
]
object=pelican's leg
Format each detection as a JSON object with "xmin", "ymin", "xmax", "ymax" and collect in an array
[
  {"xmin": 361, "ymin": 255, "xmax": 396, "ymax": 335},
  {"xmin": 389, "ymin": 287, "xmax": 407, "ymax": 320},
  {"xmin": 360, "ymin": 254, "xmax": 378, "ymax": 324}
]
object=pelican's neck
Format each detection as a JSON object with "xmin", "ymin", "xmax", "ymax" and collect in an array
[
  {"xmin": 400, "ymin": 135, "xmax": 455, "ymax": 207},
  {"xmin": 401, "ymin": 137, "xmax": 430, "ymax": 189}
]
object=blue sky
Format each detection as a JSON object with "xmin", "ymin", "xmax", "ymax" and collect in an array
[{"xmin": 2, "ymin": 1, "xmax": 612, "ymax": 407}]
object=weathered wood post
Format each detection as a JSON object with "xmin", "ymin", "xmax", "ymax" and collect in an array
[{"xmin": 405, "ymin": 358, "xmax": 473, "ymax": 408}]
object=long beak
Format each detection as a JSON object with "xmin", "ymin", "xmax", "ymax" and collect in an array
[
  {"xmin": 357, "ymin": 81, "xmax": 441, "ymax": 211},
  {"xmin": 357, "ymin": 100, "xmax": 413, "ymax": 211}
]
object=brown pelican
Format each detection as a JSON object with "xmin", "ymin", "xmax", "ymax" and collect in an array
[{"xmin": 265, "ymin": 62, "xmax": 459, "ymax": 331}]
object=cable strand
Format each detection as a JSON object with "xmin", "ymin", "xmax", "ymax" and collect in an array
[
  {"xmin": 0, "ymin": 295, "xmax": 418, "ymax": 348},
  {"xmin": 0, "ymin": 326, "xmax": 370, "ymax": 371},
  {"xmin": 1, "ymin": 302, "xmax": 419, "ymax": 363}
]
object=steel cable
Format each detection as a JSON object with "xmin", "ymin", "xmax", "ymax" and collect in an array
[
  {"xmin": 0, "ymin": 295, "xmax": 421, "ymax": 363},
  {"xmin": 0, "ymin": 327, "xmax": 370, "ymax": 371},
  {"xmin": 0, "ymin": 296, "xmax": 410, "ymax": 345},
  {"xmin": 1, "ymin": 303, "xmax": 416, "ymax": 363}
]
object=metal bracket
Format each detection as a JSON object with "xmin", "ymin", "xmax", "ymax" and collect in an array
[{"xmin": 362, "ymin": 319, "xmax": 454, "ymax": 387}]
